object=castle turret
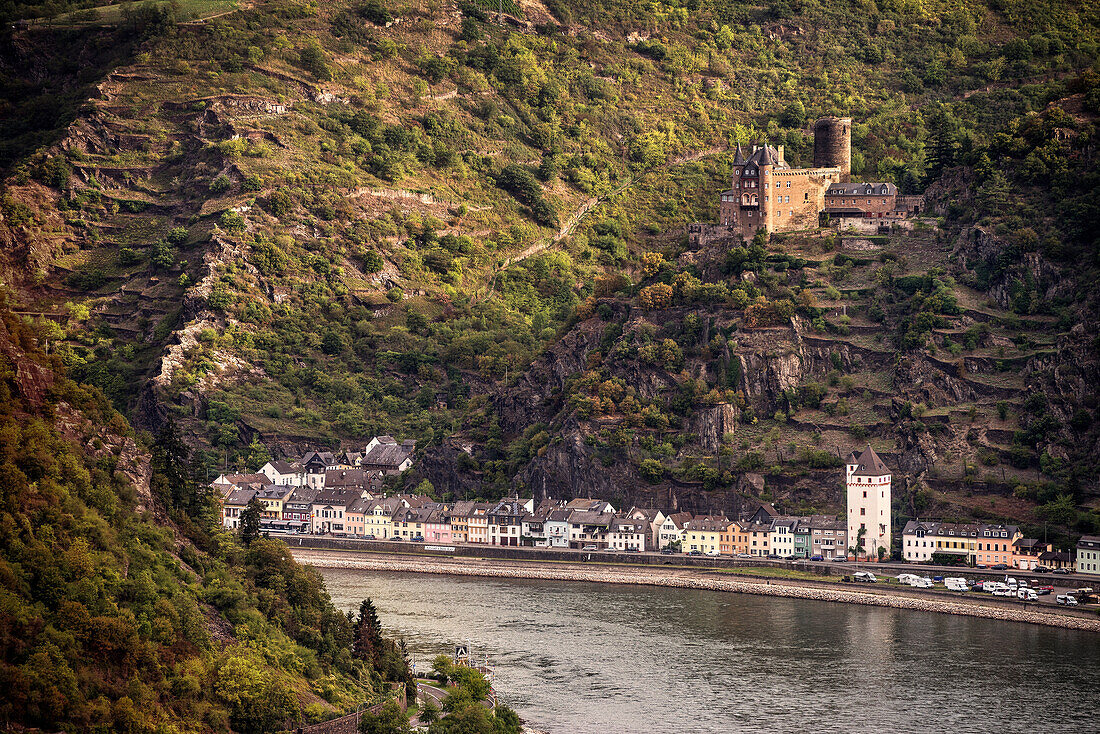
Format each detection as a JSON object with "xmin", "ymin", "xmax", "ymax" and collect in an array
[
  {"xmin": 813, "ymin": 116, "xmax": 851, "ymax": 181},
  {"xmin": 732, "ymin": 142, "xmax": 746, "ymax": 166}
]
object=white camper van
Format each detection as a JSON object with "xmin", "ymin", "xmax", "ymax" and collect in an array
[{"xmin": 944, "ymin": 577, "xmax": 969, "ymax": 592}]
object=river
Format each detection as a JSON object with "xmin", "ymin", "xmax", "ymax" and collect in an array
[{"xmin": 319, "ymin": 568, "xmax": 1100, "ymax": 733}]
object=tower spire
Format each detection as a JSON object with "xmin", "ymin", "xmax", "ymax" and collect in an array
[{"xmin": 732, "ymin": 142, "xmax": 746, "ymax": 166}]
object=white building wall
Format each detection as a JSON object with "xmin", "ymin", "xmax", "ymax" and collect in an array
[{"xmin": 846, "ymin": 466, "xmax": 891, "ymax": 560}]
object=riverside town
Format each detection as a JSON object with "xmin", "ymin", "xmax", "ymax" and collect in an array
[{"xmin": 218, "ymin": 443, "xmax": 1100, "ymax": 579}]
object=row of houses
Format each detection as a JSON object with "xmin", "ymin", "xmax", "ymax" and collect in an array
[
  {"xmin": 900, "ymin": 521, "xmax": 1095, "ymax": 574},
  {"xmin": 213, "ymin": 473, "xmax": 857, "ymax": 558}
]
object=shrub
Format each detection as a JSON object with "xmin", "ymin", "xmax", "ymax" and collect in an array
[
  {"xmin": 218, "ymin": 210, "xmax": 246, "ymax": 233},
  {"xmin": 637, "ymin": 283, "xmax": 672, "ymax": 311},
  {"xmin": 639, "ymin": 458, "xmax": 664, "ymax": 483},
  {"xmin": 151, "ymin": 241, "xmax": 176, "ymax": 269},
  {"xmin": 361, "ymin": 0, "xmax": 392, "ymax": 24},
  {"xmin": 299, "ymin": 41, "xmax": 331, "ymax": 80},
  {"xmin": 362, "ymin": 250, "xmax": 385, "ymax": 273},
  {"xmin": 209, "ymin": 174, "xmax": 232, "ymax": 194}
]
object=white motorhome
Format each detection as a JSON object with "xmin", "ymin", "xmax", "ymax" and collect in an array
[{"xmin": 944, "ymin": 577, "xmax": 968, "ymax": 591}]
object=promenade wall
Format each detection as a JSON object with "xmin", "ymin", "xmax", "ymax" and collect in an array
[{"xmin": 284, "ymin": 535, "xmax": 1076, "ymax": 586}]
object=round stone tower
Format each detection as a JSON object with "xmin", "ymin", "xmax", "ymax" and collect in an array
[{"xmin": 813, "ymin": 116, "xmax": 851, "ymax": 181}]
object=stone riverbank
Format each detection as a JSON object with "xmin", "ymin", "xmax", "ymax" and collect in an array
[{"xmin": 292, "ymin": 549, "xmax": 1100, "ymax": 633}]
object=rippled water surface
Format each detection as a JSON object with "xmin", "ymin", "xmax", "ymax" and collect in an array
[{"xmin": 319, "ymin": 568, "xmax": 1100, "ymax": 733}]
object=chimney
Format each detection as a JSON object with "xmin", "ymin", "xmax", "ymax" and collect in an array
[{"xmin": 777, "ymin": 145, "xmax": 785, "ymax": 165}]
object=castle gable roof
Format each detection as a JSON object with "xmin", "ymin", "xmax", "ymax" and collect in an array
[
  {"xmin": 744, "ymin": 144, "xmax": 788, "ymax": 170},
  {"xmin": 827, "ymin": 182, "xmax": 897, "ymax": 196}
]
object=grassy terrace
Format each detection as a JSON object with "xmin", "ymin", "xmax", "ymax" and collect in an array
[{"xmin": 49, "ymin": 0, "xmax": 239, "ymax": 25}]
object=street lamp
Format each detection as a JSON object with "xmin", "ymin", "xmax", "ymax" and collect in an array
[{"xmin": 356, "ymin": 700, "xmax": 372, "ymax": 730}]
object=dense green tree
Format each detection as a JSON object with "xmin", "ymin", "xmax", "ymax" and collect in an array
[
  {"xmin": 359, "ymin": 701, "xmax": 411, "ymax": 734},
  {"xmin": 354, "ymin": 598, "xmax": 385, "ymax": 668},
  {"xmin": 239, "ymin": 496, "xmax": 264, "ymax": 545}
]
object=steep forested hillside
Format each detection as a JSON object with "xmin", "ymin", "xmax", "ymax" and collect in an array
[
  {"xmin": 0, "ymin": 299, "xmax": 417, "ymax": 731},
  {"xmin": 0, "ymin": 0, "xmax": 1098, "ymax": 541}
]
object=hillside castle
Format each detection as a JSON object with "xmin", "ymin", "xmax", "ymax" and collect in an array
[{"xmin": 690, "ymin": 117, "xmax": 923, "ymax": 244}]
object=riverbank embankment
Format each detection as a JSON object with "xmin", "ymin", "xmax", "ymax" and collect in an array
[{"xmin": 291, "ymin": 549, "xmax": 1100, "ymax": 633}]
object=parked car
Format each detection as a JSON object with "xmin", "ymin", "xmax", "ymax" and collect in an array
[
  {"xmin": 737, "ymin": 553, "xmax": 753, "ymax": 558},
  {"xmin": 831, "ymin": 557, "xmax": 848, "ymax": 563},
  {"xmin": 1034, "ymin": 585, "xmax": 1054, "ymax": 595},
  {"xmin": 706, "ymin": 550, "xmax": 721, "ymax": 557},
  {"xmin": 363, "ymin": 534, "xmax": 376, "ymax": 540},
  {"xmin": 1034, "ymin": 565, "xmax": 1052, "ymax": 573},
  {"xmin": 810, "ymin": 555, "xmax": 824, "ymax": 562},
  {"xmin": 1057, "ymin": 594, "xmax": 1079, "ymax": 606},
  {"xmin": 932, "ymin": 576, "xmax": 944, "ymax": 582},
  {"xmin": 660, "ymin": 547, "xmax": 674, "ymax": 555},
  {"xmin": 766, "ymin": 553, "xmax": 781, "ymax": 559},
  {"xmin": 688, "ymin": 549, "xmax": 702, "ymax": 556},
  {"xmin": 581, "ymin": 544, "xmax": 598, "ymax": 551},
  {"xmin": 389, "ymin": 536, "xmax": 401, "ymax": 541},
  {"xmin": 1053, "ymin": 568, "xmax": 1072, "ymax": 575},
  {"xmin": 411, "ymin": 536, "xmax": 424, "ymax": 543},
  {"xmin": 991, "ymin": 563, "xmax": 1009, "ymax": 570}
]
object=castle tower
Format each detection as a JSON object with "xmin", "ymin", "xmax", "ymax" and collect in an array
[
  {"xmin": 845, "ymin": 446, "xmax": 891, "ymax": 561},
  {"xmin": 813, "ymin": 116, "xmax": 851, "ymax": 181}
]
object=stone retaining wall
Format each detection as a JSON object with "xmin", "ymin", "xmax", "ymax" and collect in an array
[{"xmin": 292, "ymin": 550, "xmax": 1100, "ymax": 633}]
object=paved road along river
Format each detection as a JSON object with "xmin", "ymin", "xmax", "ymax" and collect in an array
[{"xmin": 319, "ymin": 568, "xmax": 1100, "ymax": 733}]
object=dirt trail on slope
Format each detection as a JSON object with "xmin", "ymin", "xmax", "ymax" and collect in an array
[{"xmin": 474, "ymin": 144, "xmax": 728, "ymax": 303}]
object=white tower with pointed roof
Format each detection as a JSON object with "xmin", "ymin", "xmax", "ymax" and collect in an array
[{"xmin": 845, "ymin": 446, "xmax": 892, "ymax": 561}]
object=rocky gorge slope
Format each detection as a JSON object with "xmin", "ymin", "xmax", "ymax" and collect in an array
[{"xmin": 1, "ymin": 0, "xmax": 1098, "ymax": 545}]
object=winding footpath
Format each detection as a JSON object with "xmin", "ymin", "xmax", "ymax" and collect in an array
[
  {"xmin": 475, "ymin": 143, "xmax": 728, "ymax": 303},
  {"xmin": 293, "ymin": 549, "xmax": 1100, "ymax": 633}
]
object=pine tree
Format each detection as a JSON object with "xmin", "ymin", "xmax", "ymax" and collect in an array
[
  {"xmin": 239, "ymin": 497, "xmax": 264, "ymax": 546},
  {"xmin": 354, "ymin": 598, "xmax": 384, "ymax": 668},
  {"xmin": 924, "ymin": 104, "xmax": 962, "ymax": 183},
  {"xmin": 151, "ymin": 415, "xmax": 210, "ymax": 513}
]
